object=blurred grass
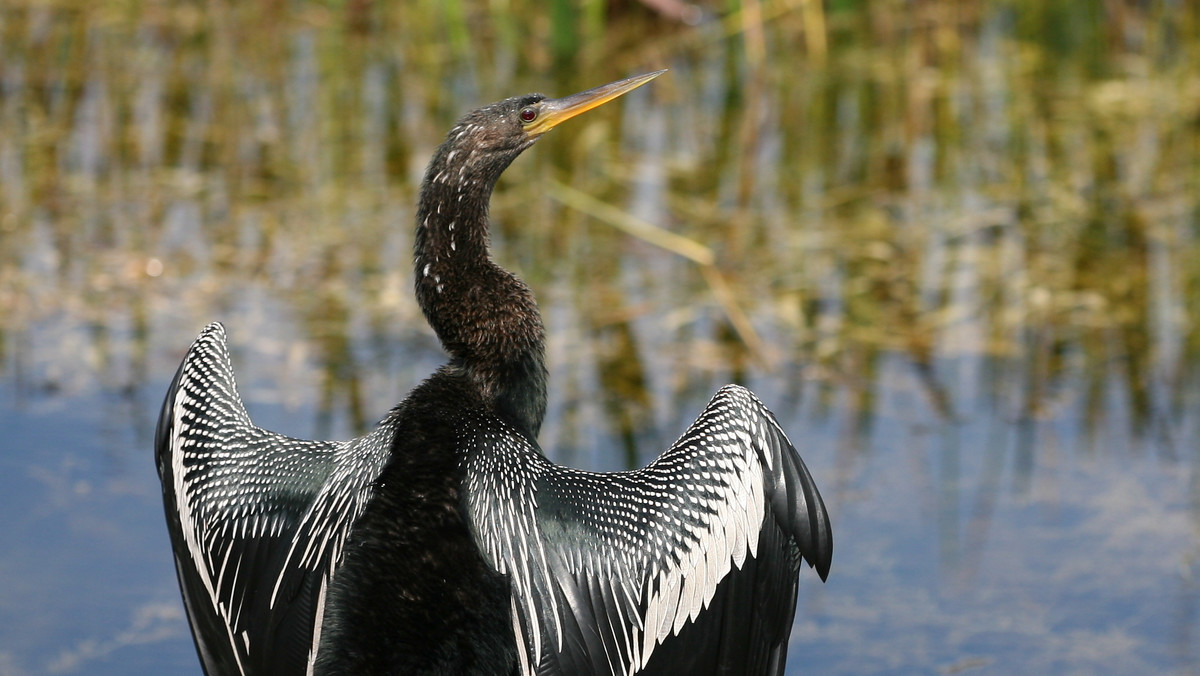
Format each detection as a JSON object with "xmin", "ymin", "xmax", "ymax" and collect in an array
[{"xmin": 0, "ymin": 0, "xmax": 1197, "ymax": 450}]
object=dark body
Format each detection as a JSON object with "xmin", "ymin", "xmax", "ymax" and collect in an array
[{"xmin": 313, "ymin": 372, "xmax": 518, "ymax": 675}]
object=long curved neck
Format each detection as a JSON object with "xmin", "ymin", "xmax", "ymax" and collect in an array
[{"xmin": 413, "ymin": 142, "xmax": 547, "ymax": 437}]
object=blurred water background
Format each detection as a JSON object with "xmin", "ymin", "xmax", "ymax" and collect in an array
[{"xmin": 1, "ymin": 1, "xmax": 1199, "ymax": 674}]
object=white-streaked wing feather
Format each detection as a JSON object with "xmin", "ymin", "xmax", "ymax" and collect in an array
[
  {"xmin": 462, "ymin": 385, "xmax": 832, "ymax": 676},
  {"xmin": 155, "ymin": 323, "xmax": 394, "ymax": 675}
]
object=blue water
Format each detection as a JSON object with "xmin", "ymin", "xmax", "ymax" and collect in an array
[{"xmin": 1, "ymin": 327, "xmax": 1196, "ymax": 674}]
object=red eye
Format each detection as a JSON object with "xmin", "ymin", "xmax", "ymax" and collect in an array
[{"xmin": 519, "ymin": 107, "xmax": 538, "ymax": 123}]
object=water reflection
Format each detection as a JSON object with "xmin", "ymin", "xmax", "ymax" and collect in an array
[{"xmin": 1, "ymin": 1, "xmax": 1198, "ymax": 674}]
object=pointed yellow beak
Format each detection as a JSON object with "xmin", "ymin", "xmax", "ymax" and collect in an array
[{"xmin": 524, "ymin": 70, "xmax": 667, "ymax": 136}]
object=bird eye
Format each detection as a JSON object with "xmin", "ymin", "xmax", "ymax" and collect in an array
[{"xmin": 519, "ymin": 107, "xmax": 538, "ymax": 123}]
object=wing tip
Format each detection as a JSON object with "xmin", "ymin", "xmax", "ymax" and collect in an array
[
  {"xmin": 715, "ymin": 383, "xmax": 834, "ymax": 583},
  {"xmin": 810, "ymin": 524, "xmax": 832, "ymax": 582},
  {"xmin": 153, "ymin": 322, "xmax": 231, "ymax": 475},
  {"xmin": 800, "ymin": 466, "xmax": 833, "ymax": 583},
  {"xmin": 199, "ymin": 320, "xmax": 227, "ymax": 338}
]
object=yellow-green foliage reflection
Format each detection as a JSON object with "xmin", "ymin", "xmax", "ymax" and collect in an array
[{"xmin": 0, "ymin": 0, "xmax": 1197, "ymax": 449}]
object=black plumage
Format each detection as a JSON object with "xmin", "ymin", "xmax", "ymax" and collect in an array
[{"xmin": 156, "ymin": 70, "xmax": 832, "ymax": 676}]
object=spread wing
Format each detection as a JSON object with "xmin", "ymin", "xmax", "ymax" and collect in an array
[
  {"xmin": 154, "ymin": 323, "xmax": 393, "ymax": 675},
  {"xmin": 462, "ymin": 385, "xmax": 833, "ymax": 676}
]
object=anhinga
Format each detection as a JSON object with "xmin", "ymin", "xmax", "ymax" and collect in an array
[{"xmin": 156, "ymin": 70, "xmax": 832, "ymax": 676}]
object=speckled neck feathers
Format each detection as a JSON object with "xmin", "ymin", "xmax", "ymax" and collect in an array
[{"xmin": 413, "ymin": 106, "xmax": 548, "ymax": 437}]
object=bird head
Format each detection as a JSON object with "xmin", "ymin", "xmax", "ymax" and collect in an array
[
  {"xmin": 514, "ymin": 69, "xmax": 667, "ymax": 140},
  {"xmin": 435, "ymin": 70, "xmax": 667, "ymax": 183}
]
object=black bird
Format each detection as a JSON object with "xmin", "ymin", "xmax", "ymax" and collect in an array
[{"xmin": 156, "ymin": 70, "xmax": 832, "ymax": 676}]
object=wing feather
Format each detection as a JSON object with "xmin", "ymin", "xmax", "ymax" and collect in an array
[
  {"xmin": 155, "ymin": 323, "xmax": 393, "ymax": 675},
  {"xmin": 462, "ymin": 384, "xmax": 832, "ymax": 676}
]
